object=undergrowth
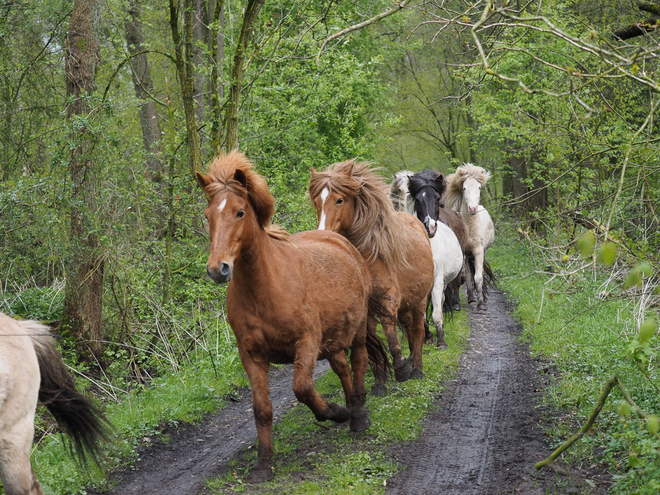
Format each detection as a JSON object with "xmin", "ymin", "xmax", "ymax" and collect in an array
[
  {"xmin": 206, "ymin": 310, "xmax": 469, "ymax": 494},
  {"xmin": 489, "ymin": 222, "xmax": 660, "ymax": 494}
]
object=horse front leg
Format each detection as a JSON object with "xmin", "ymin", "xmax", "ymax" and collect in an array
[
  {"xmin": 382, "ymin": 307, "xmax": 412, "ymax": 383},
  {"xmin": 293, "ymin": 340, "xmax": 350, "ymax": 424},
  {"xmin": 465, "ymin": 255, "xmax": 476, "ymax": 304},
  {"xmin": 240, "ymin": 355, "xmax": 274, "ymax": 483},
  {"xmin": 431, "ymin": 278, "xmax": 447, "ymax": 349},
  {"xmin": 473, "ymin": 247, "xmax": 487, "ymax": 310},
  {"xmin": 327, "ymin": 349, "xmax": 353, "ymax": 407}
]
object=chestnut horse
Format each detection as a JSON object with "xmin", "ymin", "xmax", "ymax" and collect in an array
[
  {"xmin": 407, "ymin": 169, "xmax": 464, "ymax": 348},
  {"xmin": 445, "ymin": 163, "xmax": 496, "ymax": 310},
  {"xmin": 196, "ymin": 152, "xmax": 388, "ymax": 482},
  {"xmin": 0, "ymin": 312, "xmax": 109, "ymax": 495},
  {"xmin": 309, "ymin": 160, "xmax": 434, "ymax": 394}
]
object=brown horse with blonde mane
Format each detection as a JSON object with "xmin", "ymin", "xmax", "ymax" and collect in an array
[
  {"xmin": 196, "ymin": 151, "xmax": 389, "ymax": 482},
  {"xmin": 309, "ymin": 160, "xmax": 434, "ymax": 395}
]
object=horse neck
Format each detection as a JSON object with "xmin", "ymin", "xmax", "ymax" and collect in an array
[{"xmin": 232, "ymin": 218, "xmax": 277, "ymax": 293}]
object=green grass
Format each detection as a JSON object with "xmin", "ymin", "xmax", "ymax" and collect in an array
[
  {"xmin": 207, "ymin": 310, "xmax": 470, "ymax": 494},
  {"xmin": 489, "ymin": 226, "xmax": 660, "ymax": 494}
]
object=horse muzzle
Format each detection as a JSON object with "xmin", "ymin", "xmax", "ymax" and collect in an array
[
  {"xmin": 207, "ymin": 262, "xmax": 233, "ymax": 284},
  {"xmin": 425, "ymin": 219, "xmax": 437, "ymax": 238}
]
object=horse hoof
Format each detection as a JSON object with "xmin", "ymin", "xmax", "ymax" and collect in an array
[
  {"xmin": 350, "ymin": 409, "xmax": 371, "ymax": 432},
  {"xmin": 327, "ymin": 403, "xmax": 351, "ymax": 423},
  {"xmin": 394, "ymin": 360, "xmax": 412, "ymax": 382},
  {"xmin": 452, "ymin": 304, "xmax": 461, "ymax": 311},
  {"xmin": 424, "ymin": 335, "xmax": 436, "ymax": 345},
  {"xmin": 436, "ymin": 341, "xmax": 448, "ymax": 349},
  {"xmin": 410, "ymin": 368, "xmax": 424, "ymax": 379},
  {"xmin": 371, "ymin": 383, "xmax": 387, "ymax": 396},
  {"xmin": 477, "ymin": 303, "xmax": 487, "ymax": 311},
  {"xmin": 247, "ymin": 466, "xmax": 273, "ymax": 483}
]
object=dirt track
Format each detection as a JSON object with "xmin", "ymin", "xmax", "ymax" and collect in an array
[{"xmin": 92, "ymin": 290, "xmax": 606, "ymax": 494}]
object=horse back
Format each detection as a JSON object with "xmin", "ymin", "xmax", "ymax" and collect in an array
[{"xmin": 437, "ymin": 207, "xmax": 469, "ymax": 253}]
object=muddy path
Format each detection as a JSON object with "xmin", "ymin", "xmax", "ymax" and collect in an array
[
  {"xmin": 92, "ymin": 290, "xmax": 607, "ymax": 494},
  {"xmin": 92, "ymin": 364, "xmax": 330, "ymax": 495},
  {"xmin": 387, "ymin": 289, "xmax": 606, "ymax": 494}
]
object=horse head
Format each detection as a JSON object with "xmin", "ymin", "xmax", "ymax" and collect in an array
[
  {"xmin": 408, "ymin": 169, "xmax": 446, "ymax": 238},
  {"xmin": 196, "ymin": 152, "xmax": 275, "ymax": 284},
  {"xmin": 462, "ymin": 176, "xmax": 483, "ymax": 215},
  {"xmin": 309, "ymin": 162, "xmax": 360, "ymax": 237}
]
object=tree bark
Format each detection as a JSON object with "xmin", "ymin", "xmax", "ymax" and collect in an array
[
  {"xmin": 63, "ymin": 0, "xmax": 104, "ymax": 361},
  {"xmin": 224, "ymin": 0, "xmax": 265, "ymax": 151},
  {"xmin": 170, "ymin": 0, "xmax": 202, "ymax": 174},
  {"xmin": 125, "ymin": 0, "xmax": 164, "ymax": 182},
  {"xmin": 209, "ymin": 0, "xmax": 224, "ymax": 156}
]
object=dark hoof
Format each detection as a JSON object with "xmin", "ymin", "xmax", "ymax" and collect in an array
[
  {"xmin": 324, "ymin": 403, "xmax": 351, "ymax": 423},
  {"xmin": 477, "ymin": 303, "xmax": 487, "ymax": 311},
  {"xmin": 452, "ymin": 304, "xmax": 461, "ymax": 311},
  {"xmin": 424, "ymin": 334, "xmax": 436, "ymax": 345},
  {"xmin": 410, "ymin": 368, "xmax": 424, "ymax": 379},
  {"xmin": 436, "ymin": 340, "xmax": 448, "ymax": 349},
  {"xmin": 371, "ymin": 383, "xmax": 387, "ymax": 396},
  {"xmin": 247, "ymin": 466, "xmax": 273, "ymax": 483},
  {"xmin": 350, "ymin": 408, "xmax": 371, "ymax": 432},
  {"xmin": 394, "ymin": 360, "xmax": 412, "ymax": 382}
]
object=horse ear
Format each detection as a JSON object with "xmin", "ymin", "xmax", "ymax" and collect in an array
[
  {"xmin": 344, "ymin": 161, "xmax": 355, "ymax": 177},
  {"xmin": 310, "ymin": 167, "xmax": 317, "ymax": 174},
  {"xmin": 234, "ymin": 168, "xmax": 248, "ymax": 188},
  {"xmin": 435, "ymin": 173, "xmax": 447, "ymax": 190},
  {"xmin": 196, "ymin": 171, "xmax": 212, "ymax": 191}
]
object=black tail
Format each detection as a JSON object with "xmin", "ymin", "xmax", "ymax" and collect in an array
[
  {"xmin": 23, "ymin": 321, "xmax": 111, "ymax": 466},
  {"xmin": 367, "ymin": 293, "xmax": 393, "ymax": 377}
]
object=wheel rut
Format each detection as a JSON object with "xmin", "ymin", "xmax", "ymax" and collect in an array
[{"xmin": 387, "ymin": 289, "xmax": 555, "ymax": 494}]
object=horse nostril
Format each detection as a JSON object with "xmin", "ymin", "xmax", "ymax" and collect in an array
[{"xmin": 220, "ymin": 262, "xmax": 231, "ymax": 276}]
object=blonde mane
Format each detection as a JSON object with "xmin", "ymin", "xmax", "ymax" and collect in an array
[
  {"xmin": 309, "ymin": 159, "xmax": 407, "ymax": 270},
  {"xmin": 390, "ymin": 170, "xmax": 414, "ymax": 213},
  {"xmin": 200, "ymin": 151, "xmax": 289, "ymax": 240},
  {"xmin": 445, "ymin": 163, "xmax": 492, "ymax": 211}
]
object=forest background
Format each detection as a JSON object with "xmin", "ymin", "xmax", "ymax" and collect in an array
[{"xmin": 0, "ymin": 0, "xmax": 659, "ymax": 492}]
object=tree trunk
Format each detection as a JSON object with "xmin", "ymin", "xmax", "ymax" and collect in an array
[
  {"xmin": 224, "ymin": 0, "xmax": 265, "ymax": 151},
  {"xmin": 125, "ymin": 0, "xmax": 164, "ymax": 182},
  {"xmin": 170, "ymin": 0, "xmax": 202, "ymax": 174},
  {"xmin": 209, "ymin": 0, "xmax": 224, "ymax": 156},
  {"xmin": 63, "ymin": 0, "xmax": 104, "ymax": 361}
]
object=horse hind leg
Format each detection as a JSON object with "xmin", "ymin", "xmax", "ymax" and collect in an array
[
  {"xmin": 473, "ymin": 249, "xmax": 487, "ymax": 310},
  {"xmin": 466, "ymin": 255, "xmax": 477, "ymax": 304},
  {"xmin": 347, "ymin": 334, "xmax": 372, "ymax": 432},
  {"xmin": 431, "ymin": 279, "xmax": 448, "ymax": 349},
  {"xmin": 0, "ymin": 421, "xmax": 45, "ymax": 495}
]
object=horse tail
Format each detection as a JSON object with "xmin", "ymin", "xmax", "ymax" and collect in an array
[
  {"xmin": 367, "ymin": 293, "xmax": 393, "ymax": 377},
  {"xmin": 483, "ymin": 259, "xmax": 497, "ymax": 292},
  {"xmin": 20, "ymin": 320, "xmax": 111, "ymax": 466}
]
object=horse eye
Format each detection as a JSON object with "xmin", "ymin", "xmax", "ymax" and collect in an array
[
  {"xmin": 336, "ymin": 198, "xmax": 344, "ymax": 205},
  {"xmin": 236, "ymin": 210, "xmax": 245, "ymax": 218}
]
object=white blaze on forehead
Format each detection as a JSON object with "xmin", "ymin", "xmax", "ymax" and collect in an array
[
  {"xmin": 217, "ymin": 198, "xmax": 227, "ymax": 212},
  {"xmin": 318, "ymin": 187, "xmax": 330, "ymax": 230}
]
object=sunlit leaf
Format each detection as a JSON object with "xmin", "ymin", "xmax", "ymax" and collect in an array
[
  {"xmin": 646, "ymin": 415, "xmax": 659, "ymax": 434},
  {"xmin": 596, "ymin": 242, "xmax": 617, "ymax": 266},
  {"xmin": 576, "ymin": 231, "xmax": 596, "ymax": 258},
  {"xmin": 637, "ymin": 262, "xmax": 653, "ymax": 277},
  {"xmin": 624, "ymin": 270, "xmax": 641, "ymax": 289},
  {"xmin": 639, "ymin": 319, "xmax": 657, "ymax": 345}
]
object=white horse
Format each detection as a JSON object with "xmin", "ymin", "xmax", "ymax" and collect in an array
[
  {"xmin": 0, "ymin": 312, "xmax": 109, "ymax": 495},
  {"xmin": 390, "ymin": 170, "xmax": 414, "ymax": 213},
  {"xmin": 406, "ymin": 170, "xmax": 464, "ymax": 348},
  {"xmin": 445, "ymin": 163, "xmax": 495, "ymax": 310}
]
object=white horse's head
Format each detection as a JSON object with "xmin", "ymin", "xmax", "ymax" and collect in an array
[{"xmin": 462, "ymin": 176, "xmax": 483, "ymax": 215}]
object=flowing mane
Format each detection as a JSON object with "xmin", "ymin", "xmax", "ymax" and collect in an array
[
  {"xmin": 445, "ymin": 163, "xmax": 491, "ymax": 210},
  {"xmin": 201, "ymin": 151, "xmax": 288, "ymax": 240},
  {"xmin": 309, "ymin": 159, "xmax": 407, "ymax": 271},
  {"xmin": 390, "ymin": 170, "xmax": 414, "ymax": 212}
]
